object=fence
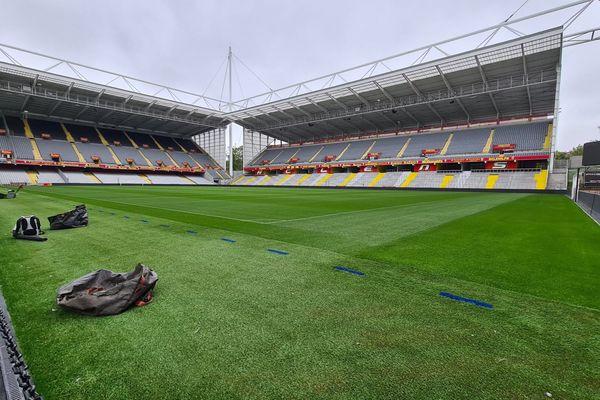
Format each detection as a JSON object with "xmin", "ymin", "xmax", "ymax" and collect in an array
[{"xmin": 577, "ymin": 191, "xmax": 600, "ymax": 224}]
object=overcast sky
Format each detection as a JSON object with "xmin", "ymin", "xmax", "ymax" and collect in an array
[{"xmin": 0, "ymin": 0, "xmax": 598, "ymax": 150}]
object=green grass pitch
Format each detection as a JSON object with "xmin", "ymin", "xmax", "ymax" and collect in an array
[{"xmin": 1, "ymin": 186, "xmax": 599, "ymax": 399}]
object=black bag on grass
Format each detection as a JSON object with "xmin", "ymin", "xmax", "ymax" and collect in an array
[
  {"xmin": 48, "ymin": 204, "xmax": 88, "ymax": 230},
  {"xmin": 56, "ymin": 264, "xmax": 158, "ymax": 316},
  {"xmin": 12, "ymin": 215, "xmax": 47, "ymax": 241}
]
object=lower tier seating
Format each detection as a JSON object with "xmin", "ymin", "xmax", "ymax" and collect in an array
[{"xmin": 236, "ymin": 169, "xmax": 555, "ymax": 190}]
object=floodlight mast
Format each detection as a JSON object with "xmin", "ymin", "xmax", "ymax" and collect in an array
[{"xmin": 228, "ymin": 46, "xmax": 234, "ymax": 177}]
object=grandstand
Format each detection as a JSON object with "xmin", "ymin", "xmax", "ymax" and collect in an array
[
  {"xmin": 232, "ymin": 28, "xmax": 566, "ymax": 191},
  {"xmin": 0, "ymin": 26, "xmax": 575, "ymax": 191}
]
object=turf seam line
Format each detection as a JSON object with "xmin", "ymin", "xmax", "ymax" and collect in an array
[
  {"xmin": 267, "ymin": 248, "xmax": 288, "ymax": 255},
  {"xmin": 334, "ymin": 266, "xmax": 365, "ymax": 276},
  {"xmin": 439, "ymin": 292, "xmax": 493, "ymax": 309}
]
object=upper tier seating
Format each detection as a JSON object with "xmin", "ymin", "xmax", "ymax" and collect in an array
[
  {"xmin": 0, "ymin": 136, "xmax": 34, "ymax": 160},
  {"xmin": 99, "ymin": 129, "xmax": 129, "ymax": 145},
  {"xmin": 293, "ymin": 145, "xmax": 323, "ymax": 163},
  {"xmin": 492, "ymin": 122, "xmax": 547, "ymax": 151},
  {"xmin": 176, "ymin": 138, "xmax": 200, "ymax": 152},
  {"xmin": 28, "ymin": 119, "xmax": 67, "ymax": 140},
  {"xmin": 140, "ymin": 148, "xmax": 173, "ymax": 166},
  {"xmin": 402, "ymin": 132, "xmax": 450, "ymax": 158},
  {"xmin": 369, "ymin": 136, "xmax": 410, "ymax": 159},
  {"xmin": 169, "ymin": 151, "xmax": 199, "ymax": 167},
  {"xmin": 153, "ymin": 135, "xmax": 180, "ymax": 150},
  {"xmin": 111, "ymin": 146, "xmax": 149, "ymax": 166},
  {"xmin": 65, "ymin": 124, "xmax": 102, "ymax": 143},
  {"xmin": 36, "ymin": 139, "xmax": 79, "ymax": 162},
  {"xmin": 189, "ymin": 153, "xmax": 218, "ymax": 167},
  {"xmin": 77, "ymin": 142, "xmax": 117, "ymax": 164},
  {"xmin": 338, "ymin": 140, "xmax": 375, "ymax": 161},
  {"xmin": 251, "ymin": 122, "xmax": 550, "ymax": 168},
  {"xmin": 5, "ymin": 116, "xmax": 26, "ymax": 136},
  {"xmin": 127, "ymin": 131, "xmax": 158, "ymax": 149},
  {"xmin": 446, "ymin": 128, "xmax": 490, "ymax": 155}
]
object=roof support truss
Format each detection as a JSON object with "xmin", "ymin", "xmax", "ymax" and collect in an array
[
  {"xmin": 521, "ymin": 44, "xmax": 533, "ymax": 116},
  {"xmin": 474, "ymin": 55, "xmax": 500, "ymax": 118}
]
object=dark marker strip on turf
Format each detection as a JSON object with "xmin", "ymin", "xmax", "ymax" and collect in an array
[
  {"xmin": 186, "ymin": 230, "xmax": 198, "ymax": 235},
  {"xmin": 267, "ymin": 248, "xmax": 288, "ymax": 255},
  {"xmin": 123, "ymin": 216, "xmax": 130, "ymax": 219},
  {"xmin": 439, "ymin": 292, "xmax": 493, "ymax": 309},
  {"xmin": 140, "ymin": 219, "xmax": 149, "ymax": 223},
  {"xmin": 110, "ymin": 212, "xmax": 116, "ymax": 215},
  {"xmin": 160, "ymin": 224, "xmax": 170, "ymax": 228},
  {"xmin": 334, "ymin": 266, "xmax": 365, "ymax": 276},
  {"xmin": 221, "ymin": 238, "xmax": 236, "ymax": 243}
]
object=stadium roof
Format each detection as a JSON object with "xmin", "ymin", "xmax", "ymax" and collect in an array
[
  {"xmin": 228, "ymin": 28, "xmax": 563, "ymax": 143},
  {"xmin": 0, "ymin": 61, "xmax": 229, "ymax": 138}
]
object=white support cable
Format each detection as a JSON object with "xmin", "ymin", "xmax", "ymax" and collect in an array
[
  {"xmin": 231, "ymin": 0, "xmax": 595, "ymax": 108},
  {"xmin": 201, "ymin": 55, "xmax": 228, "ymax": 96},
  {"xmin": 0, "ymin": 47, "xmax": 21, "ymax": 66},
  {"xmin": 232, "ymin": 53, "xmax": 278, "ymax": 96}
]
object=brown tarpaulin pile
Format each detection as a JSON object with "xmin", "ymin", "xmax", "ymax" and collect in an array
[{"xmin": 57, "ymin": 264, "xmax": 158, "ymax": 316}]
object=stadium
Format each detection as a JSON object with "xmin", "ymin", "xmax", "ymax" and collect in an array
[{"xmin": 0, "ymin": 1, "xmax": 599, "ymax": 399}]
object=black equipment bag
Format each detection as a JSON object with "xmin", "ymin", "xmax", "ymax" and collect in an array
[
  {"xmin": 12, "ymin": 216, "xmax": 47, "ymax": 241},
  {"xmin": 48, "ymin": 204, "xmax": 88, "ymax": 230},
  {"xmin": 56, "ymin": 264, "xmax": 158, "ymax": 316}
]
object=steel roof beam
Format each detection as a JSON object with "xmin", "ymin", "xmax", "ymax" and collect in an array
[
  {"xmin": 373, "ymin": 81, "xmax": 395, "ymax": 102},
  {"xmin": 326, "ymin": 93, "xmax": 349, "ymax": 111},
  {"xmin": 305, "ymin": 97, "xmax": 329, "ymax": 113},
  {"xmin": 434, "ymin": 65, "xmax": 471, "ymax": 121},
  {"xmin": 347, "ymin": 87, "xmax": 370, "ymax": 107},
  {"xmin": 474, "ymin": 55, "xmax": 500, "ymax": 118},
  {"xmin": 402, "ymin": 73, "xmax": 444, "ymax": 124},
  {"xmin": 242, "ymin": 70, "xmax": 554, "ymax": 133},
  {"xmin": 20, "ymin": 74, "xmax": 38, "ymax": 112},
  {"xmin": 521, "ymin": 44, "xmax": 533, "ymax": 116},
  {"xmin": 287, "ymin": 102, "xmax": 312, "ymax": 117}
]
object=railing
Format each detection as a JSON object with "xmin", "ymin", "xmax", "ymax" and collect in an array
[
  {"xmin": 470, "ymin": 168, "xmax": 541, "ymax": 173},
  {"xmin": 577, "ymin": 191, "xmax": 600, "ymax": 224}
]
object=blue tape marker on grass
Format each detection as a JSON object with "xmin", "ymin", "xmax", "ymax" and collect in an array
[
  {"xmin": 267, "ymin": 248, "xmax": 288, "ymax": 255},
  {"xmin": 334, "ymin": 266, "xmax": 365, "ymax": 276},
  {"xmin": 221, "ymin": 238, "xmax": 236, "ymax": 243},
  {"xmin": 186, "ymin": 230, "xmax": 198, "ymax": 235},
  {"xmin": 140, "ymin": 219, "xmax": 149, "ymax": 223},
  {"xmin": 160, "ymin": 224, "xmax": 170, "ymax": 228},
  {"xmin": 439, "ymin": 292, "xmax": 493, "ymax": 309}
]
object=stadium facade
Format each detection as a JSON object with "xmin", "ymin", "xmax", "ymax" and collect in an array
[{"xmin": 0, "ymin": 1, "xmax": 598, "ymax": 190}]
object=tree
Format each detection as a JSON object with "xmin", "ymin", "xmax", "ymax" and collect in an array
[{"xmin": 226, "ymin": 146, "xmax": 244, "ymax": 171}]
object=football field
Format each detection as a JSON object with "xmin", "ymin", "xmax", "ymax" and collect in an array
[{"xmin": 1, "ymin": 186, "xmax": 599, "ymax": 399}]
